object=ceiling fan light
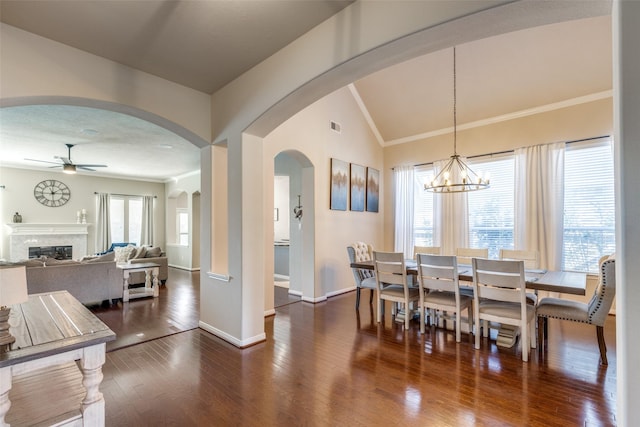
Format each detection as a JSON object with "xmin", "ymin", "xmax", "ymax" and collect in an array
[{"xmin": 63, "ymin": 164, "xmax": 77, "ymax": 174}]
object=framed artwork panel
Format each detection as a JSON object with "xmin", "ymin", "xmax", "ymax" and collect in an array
[
  {"xmin": 350, "ymin": 163, "xmax": 365, "ymax": 211},
  {"xmin": 366, "ymin": 167, "xmax": 380, "ymax": 213},
  {"xmin": 330, "ymin": 158, "xmax": 348, "ymax": 210}
]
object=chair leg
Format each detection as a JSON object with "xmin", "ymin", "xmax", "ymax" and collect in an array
[
  {"xmin": 529, "ymin": 317, "xmax": 537, "ymax": 349},
  {"xmin": 597, "ymin": 325, "xmax": 608, "ymax": 365},
  {"xmin": 537, "ymin": 317, "xmax": 545, "ymax": 354},
  {"xmin": 370, "ymin": 289, "xmax": 374, "ymax": 304},
  {"xmin": 355, "ymin": 287, "xmax": 361, "ymax": 309}
]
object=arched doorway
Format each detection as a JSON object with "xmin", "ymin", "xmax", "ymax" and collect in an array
[{"xmin": 271, "ymin": 150, "xmax": 315, "ymax": 310}]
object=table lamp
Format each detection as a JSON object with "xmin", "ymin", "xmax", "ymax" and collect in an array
[{"xmin": 0, "ymin": 265, "xmax": 29, "ymax": 350}]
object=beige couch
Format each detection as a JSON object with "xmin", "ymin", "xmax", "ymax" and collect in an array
[
  {"xmin": 20, "ymin": 257, "xmax": 121, "ymax": 305},
  {"xmin": 15, "ymin": 247, "xmax": 168, "ymax": 305}
]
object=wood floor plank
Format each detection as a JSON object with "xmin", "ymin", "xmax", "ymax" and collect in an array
[{"xmin": 88, "ymin": 268, "xmax": 617, "ymax": 426}]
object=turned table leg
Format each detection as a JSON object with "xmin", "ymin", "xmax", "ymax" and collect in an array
[{"xmin": 80, "ymin": 344, "xmax": 106, "ymax": 426}]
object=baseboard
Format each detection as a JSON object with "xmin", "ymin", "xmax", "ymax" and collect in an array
[
  {"xmin": 302, "ymin": 295, "xmax": 327, "ymax": 303},
  {"xmin": 326, "ymin": 286, "xmax": 356, "ymax": 298},
  {"xmin": 168, "ymin": 264, "xmax": 200, "ymax": 272},
  {"xmin": 199, "ymin": 321, "xmax": 266, "ymax": 348},
  {"xmin": 264, "ymin": 309, "xmax": 276, "ymax": 317}
]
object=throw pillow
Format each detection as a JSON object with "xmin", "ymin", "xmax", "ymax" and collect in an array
[
  {"xmin": 85, "ymin": 251, "xmax": 116, "ymax": 263},
  {"xmin": 134, "ymin": 246, "xmax": 148, "ymax": 259},
  {"xmin": 114, "ymin": 245, "xmax": 136, "ymax": 263},
  {"xmin": 145, "ymin": 246, "xmax": 162, "ymax": 258},
  {"xmin": 12, "ymin": 258, "xmax": 45, "ymax": 267}
]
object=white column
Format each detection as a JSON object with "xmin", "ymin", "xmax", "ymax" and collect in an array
[{"xmin": 613, "ymin": 1, "xmax": 640, "ymax": 425}]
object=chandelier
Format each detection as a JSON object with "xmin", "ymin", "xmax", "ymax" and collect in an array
[{"xmin": 425, "ymin": 47, "xmax": 490, "ymax": 193}]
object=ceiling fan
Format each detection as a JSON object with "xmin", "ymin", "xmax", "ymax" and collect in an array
[{"xmin": 25, "ymin": 143, "xmax": 107, "ymax": 174}]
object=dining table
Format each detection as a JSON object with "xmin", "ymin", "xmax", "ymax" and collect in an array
[
  {"xmin": 349, "ymin": 259, "xmax": 587, "ymax": 296},
  {"xmin": 350, "ymin": 259, "xmax": 587, "ymax": 348}
]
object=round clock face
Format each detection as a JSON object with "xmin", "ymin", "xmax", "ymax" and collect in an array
[{"xmin": 34, "ymin": 180, "xmax": 71, "ymax": 207}]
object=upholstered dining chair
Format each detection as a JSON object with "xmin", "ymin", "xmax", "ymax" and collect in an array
[
  {"xmin": 456, "ymin": 247, "xmax": 489, "ymax": 266},
  {"xmin": 472, "ymin": 258, "xmax": 536, "ymax": 362},
  {"xmin": 347, "ymin": 242, "xmax": 377, "ymax": 309},
  {"xmin": 499, "ymin": 249, "xmax": 540, "ymax": 270},
  {"xmin": 537, "ymin": 254, "xmax": 616, "ymax": 365},
  {"xmin": 416, "ymin": 254, "xmax": 473, "ymax": 341},
  {"xmin": 373, "ymin": 251, "xmax": 420, "ymax": 330}
]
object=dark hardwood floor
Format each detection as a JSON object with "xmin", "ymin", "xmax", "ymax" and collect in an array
[{"xmin": 96, "ymin": 270, "xmax": 616, "ymax": 426}]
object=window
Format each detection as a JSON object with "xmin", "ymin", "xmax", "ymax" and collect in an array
[
  {"xmin": 562, "ymin": 139, "xmax": 615, "ymax": 273},
  {"xmin": 467, "ymin": 155, "xmax": 515, "ymax": 259},
  {"xmin": 109, "ymin": 196, "xmax": 142, "ymax": 244},
  {"xmin": 414, "ymin": 165, "xmax": 434, "ymax": 246},
  {"xmin": 177, "ymin": 209, "xmax": 189, "ymax": 246}
]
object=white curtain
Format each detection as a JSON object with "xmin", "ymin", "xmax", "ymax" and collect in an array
[
  {"xmin": 433, "ymin": 159, "xmax": 469, "ymax": 256},
  {"xmin": 95, "ymin": 193, "xmax": 111, "ymax": 253},
  {"xmin": 140, "ymin": 195, "xmax": 154, "ymax": 246},
  {"xmin": 515, "ymin": 142, "xmax": 564, "ymax": 270},
  {"xmin": 394, "ymin": 165, "xmax": 414, "ymax": 257}
]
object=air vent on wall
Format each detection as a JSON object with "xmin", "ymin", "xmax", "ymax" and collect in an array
[{"xmin": 330, "ymin": 121, "xmax": 341, "ymax": 133}]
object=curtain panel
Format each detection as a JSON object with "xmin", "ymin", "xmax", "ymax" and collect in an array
[
  {"xmin": 95, "ymin": 193, "xmax": 111, "ymax": 253},
  {"xmin": 394, "ymin": 165, "xmax": 415, "ymax": 257},
  {"xmin": 514, "ymin": 142, "xmax": 564, "ymax": 270}
]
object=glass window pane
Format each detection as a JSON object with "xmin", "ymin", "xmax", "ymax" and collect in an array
[
  {"xmin": 414, "ymin": 166, "xmax": 434, "ymax": 246},
  {"xmin": 128, "ymin": 198, "xmax": 142, "ymax": 245},
  {"xmin": 563, "ymin": 139, "xmax": 615, "ymax": 273},
  {"xmin": 467, "ymin": 156, "xmax": 515, "ymax": 259},
  {"xmin": 110, "ymin": 198, "xmax": 124, "ymax": 243}
]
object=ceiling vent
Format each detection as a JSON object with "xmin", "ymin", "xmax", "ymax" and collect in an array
[{"xmin": 330, "ymin": 121, "xmax": 341, "ymax": 133}]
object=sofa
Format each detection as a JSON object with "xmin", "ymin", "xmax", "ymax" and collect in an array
[{"xmin": 13, "ymin": 246, "xmax": 168, "ymax": 305}]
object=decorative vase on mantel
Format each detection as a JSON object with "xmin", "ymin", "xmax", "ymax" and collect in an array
[{"xmin": 12, "ymin": 212, "xmax": 22, "ymax": 223}]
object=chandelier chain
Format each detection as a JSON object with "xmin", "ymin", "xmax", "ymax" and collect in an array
[{"xmin": 453, "ymin": 47, "xmax": 457, "ymax": 155}]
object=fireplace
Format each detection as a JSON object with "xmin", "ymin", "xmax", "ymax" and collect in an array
[
  {"xmin": 6, "ymin": 223, "xmax": 89, "ymax": 262},
  {"xmin": 29, "ymin": 245, "xmax": 73, "ymax": 260}
]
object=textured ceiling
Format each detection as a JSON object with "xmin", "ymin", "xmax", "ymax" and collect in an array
[{"xmin": 0, "ymin": 2, "xmax": 612, "ymax": 182}]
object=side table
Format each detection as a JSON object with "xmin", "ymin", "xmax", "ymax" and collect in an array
[{"xmin": 117, "ymin": 262, "xmax": 160, "ymax": 302}]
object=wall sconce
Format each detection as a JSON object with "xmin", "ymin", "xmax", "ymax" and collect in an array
[{"xmin": 293, "ymin": 195, "xmax": 302, "ymax": 221}]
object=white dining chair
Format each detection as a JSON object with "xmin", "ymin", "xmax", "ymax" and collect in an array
[
  {"xmin": 373, "ymin": 251, "xmax": 420, "ymax": 330},
  {"xmin": 416, "ymin": 254, "xmax": 472, "ymax": 341},
  {"xmin": 499, "ymin": 249, "xmax": 540, "ymax": 270},
  {"xmin": 472, "ymin": 258, "xmax": 536, "ymax": 362}
]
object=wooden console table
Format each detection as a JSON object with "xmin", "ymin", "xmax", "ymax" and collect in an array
[
  {"xmin": 117, "ymin": 262, "xmax": 160, "ymax": 302},
  {"xmin": 0, "ymin": 291, "xmax": 115, "ymax": 426}
]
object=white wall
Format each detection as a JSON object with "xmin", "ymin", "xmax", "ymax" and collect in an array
[
  {"xmin": 165, "ymin": 171, "xmax": 201, "ymax": 270},
  {"xmin": 273, "ymin": 175, "xmax": 290, "ymax": 242},
  {"xmin": 262, "ymin": 86, "xmax": 384, "ymax": 312},
  {"xmin": 0, "ymin": 167, "xmax": 166, "ymax": 259},
  {"xmin": 0, "ymin": 23, "xmax": 211, "ymax": 144}
]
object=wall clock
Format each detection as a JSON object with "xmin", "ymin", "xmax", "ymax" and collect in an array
[{"xmin": 34, "ymin": 179, "xmax": 71, "ymax": 207}]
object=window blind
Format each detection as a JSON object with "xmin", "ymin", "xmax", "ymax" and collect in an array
[
  {"xmin": 414, "ymin": 165, "xmax": 435, "ymax": 246},
  {"xmin": 563, "ymin": 139, "xmax": 615, "ymax": 273},
  {"xmin": 467, "ymin": 155, "xmax": 515, "ymax": 259}
]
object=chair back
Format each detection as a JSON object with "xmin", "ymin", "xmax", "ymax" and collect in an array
[
  {"xmin": 499, "ymin": 249, "xmax": 540, "ymax": 269},
  {"xmin": 456, "ymin": 247, "xmax": 488, "ymax": 265},
  {"xmin": 416, "ymin": 254, "xmax": 458, "ymax": 294},
  {"xmin": 587, "ymin": 255, "xmax": 616, "ymax": 326},
  {"xmin": 472, "ymin": 258, "xmax": 526, "ymax": 304},
  {"xmin": 414, "ymin": 246, "xmax": 441, "ymax": 259},
  {"xmin": 373, "ymin": 251, "xmax": 408, "ymax": 289},
  {"xmin": 347, "ymin": 242, "xmax": 375, "ymax": 284}
]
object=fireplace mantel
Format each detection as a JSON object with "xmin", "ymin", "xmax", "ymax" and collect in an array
[
  {"xmin": 6, "ymin": 223, "xmax": 90, "ymax": 235},
  {"xmin": 6, "ymin": 223, "xmax": 90, "ymax": 261}
]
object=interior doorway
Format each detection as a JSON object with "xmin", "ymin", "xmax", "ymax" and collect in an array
[{"xmin": 273, "ymin": 150, "xmax": 314, "ymax": 307}]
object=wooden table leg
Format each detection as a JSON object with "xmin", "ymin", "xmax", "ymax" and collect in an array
[
  {"xmin": 80, "ymin": 344, "xmax": 106, "ymax": 426},
  {"xmin": 0, "ymin": 367, "xmax": 12, "ymax": 427}
]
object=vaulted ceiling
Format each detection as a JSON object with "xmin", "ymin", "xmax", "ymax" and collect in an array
[{"xmin": 0, "ymin": 1, "xmax": 612, "ymax": 181}]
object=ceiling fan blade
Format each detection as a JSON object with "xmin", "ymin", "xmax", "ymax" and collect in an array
[
  {"xmin": 25, "ymin": 158, "xmax": 63, "ymax": 165},
  {"xmin": 75, "ymin": 164, "xmax": 107, "ymax": 168},
  {"xmin": 77, "ymin": 166, "xmax": 97, "ymax": 171},
  {"xmin": 56, "ymin": 156, "xmax": 72, "ymax": 165}
]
